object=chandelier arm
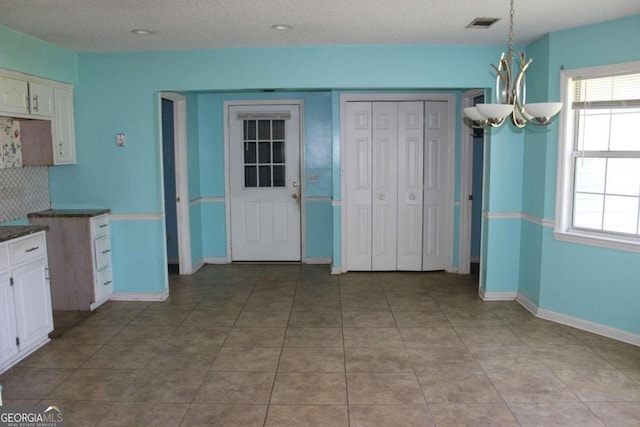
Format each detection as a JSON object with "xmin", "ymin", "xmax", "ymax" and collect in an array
[{"xmin": 511, "ymin": 56, "xmax": 533, "ymax": 127}]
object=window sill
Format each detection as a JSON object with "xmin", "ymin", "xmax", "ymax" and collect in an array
[{"xmin": 553, "ymin": 230, "xmax": 640, "ymax": 253}]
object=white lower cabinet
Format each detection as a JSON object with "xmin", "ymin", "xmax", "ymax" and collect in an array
[{"xmin": 0, "ymin": 231, "xmax": 53, "ymax": 374}]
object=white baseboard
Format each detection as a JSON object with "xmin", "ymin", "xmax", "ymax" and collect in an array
[
  {"xmin": 191, "ymin": 260, "xmax": 205, "ymax": 273},
  {"xmin": 305, "ymin": 258, "xmax": 332, "ymax": 265},
  {"xmin": 516, "ymin": 292, "xmax": 640, "ymax": 347},
  {"xmin": 480, "ymin": 290, "xmax": 518, "ymax": 301},
  {"xmin": 331, "ymin": 266, "xmax": 342, "ymax": 275},
  {"xmin": 109, "ymin": 289, "xmax": 169, "ymax": 302},
  {"xmin": 203, "ymin": 257, "xmax": 229, "ymax": 264}
]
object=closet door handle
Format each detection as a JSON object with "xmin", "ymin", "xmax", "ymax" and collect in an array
[
  {"xmin": 409, "ymin": 193, "xmax": 416, "ymax": 201},
  {"xmin": 378, "ymin": 194, "xmax": 386, "ymax": 200}
]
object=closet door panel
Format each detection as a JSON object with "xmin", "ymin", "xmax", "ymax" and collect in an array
[
  {"xmin": 345, "ymin": 102, "xmax": 373, "ymax": 270},
  {"xmin": 372, "ymin": 102, "xmax": 398, "ymax": 271},
  {"xmin": 423, "ymin": 101, "xmax": 449, "ymax": 271},
  {"xmin": 397, "ymin": 102, "xmax": 425, "ymax": 271}
]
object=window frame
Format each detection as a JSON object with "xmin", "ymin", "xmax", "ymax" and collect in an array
[{"xmin": 555, "ymin": 60, "xmax": 640, "ymax": 253}]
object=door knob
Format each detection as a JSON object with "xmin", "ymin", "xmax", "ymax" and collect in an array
[
  {"xmin": 292, "ymin": 193, "xmax": 299, "ymax": 200},
  {"xmin": 409, "ymin": 193, "xmax": 416, "ymax": 201},
  {"xmin": 293, "ymin": 181, "xmax": 299, "ymax": 188},
  {"xmin": 379, "ymin": 194, "xmax": 385, "ymax": 200}
]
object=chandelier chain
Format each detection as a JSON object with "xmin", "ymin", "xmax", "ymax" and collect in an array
[{"xmin": 508, "ymin": 0, "xmax": 515, "ymax": 58}]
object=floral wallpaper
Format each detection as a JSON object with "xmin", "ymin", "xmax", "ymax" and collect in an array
[{"xmin": 0, "ymin": 116, "xmax": 23, "ymax": 168}]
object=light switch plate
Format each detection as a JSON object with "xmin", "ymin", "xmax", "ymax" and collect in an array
[{"xmin": 116, "ymin": 133, "xmax": 126, "ymax": 146}]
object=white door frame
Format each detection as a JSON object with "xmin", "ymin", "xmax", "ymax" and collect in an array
[
  {"xmin": 458, "ymin": 89, "xmax": 485, "ymax": 274},
  {"xmin": 223, "ymin": 99, "xmax": 306, "ymax": 262},
  {"xmin": 161, "ymin": 92, "xmax": 192, "ymax": 275},
  {"xmin": 339, "ymin": 93, "xmax": 456, "ymax": 273}
]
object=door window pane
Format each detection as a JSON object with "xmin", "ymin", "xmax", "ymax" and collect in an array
[
  {"xmin": 273, "ymin": 165, "xmax": 285, "ymax": 187},
  {"xmin": 245, "ymin": 166, "xmax": 257, "ymax": 188},
  {"xmin": 258, "ymin": 120, "xmax": 271, "ymax": 140},
  {"xmin": 259, "ymin": 165, "xmax": 271, "ymax": 187},
  {"xmin": 259, "ymin": 142, "xmax": 271, "ymax": 163},
  {"xmin": 244, "ymin": 120, "xmax": 256, "ymax": 140},
  {"xmin": 272, "ymin": 120, "xmax": 285, "ymax": 139},
  {"xmin": 244, "ymin": 141, "xmax": 256, "ymax": 163},
  {"xmin": 273, "ymin": 141, "xmax": 285, "ymax": 163}
]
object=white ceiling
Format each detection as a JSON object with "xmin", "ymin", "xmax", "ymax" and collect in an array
[{"xmin": 0, "ymin": 0, "xmax": 638, "ymax": 53}]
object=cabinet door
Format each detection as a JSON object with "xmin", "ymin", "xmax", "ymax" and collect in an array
[
  {"xmin": 11, "ymin": 258, "xmax": 53, "ymax": 351},
  {"xmin": 53, "ymin": 87, "xmax": 75, "ymax": 164},
  {"xmin": 0, "ymin": 272, "xmax": 19, "ymax": 367},
  {"xmin": 0, "ymin": 76, "xmax": 29, "ymax": 116},
  {"xmin": 29, "ymin": 82, "xmax": 55, "ymax": 117}
]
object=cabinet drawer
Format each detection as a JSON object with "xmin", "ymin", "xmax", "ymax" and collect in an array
[
  {"xmin": 93, "ymin": 234, "xmax": 112, "ymax": 271},
  {"xmin": 0, "ymin": 244, "xmax": 8, "ymax": 271},
  {"xmin": 91, "ymin": 215, "xmax": 110, "ymax": 237},
  {"xmin": 95, "ymin": 266, "xmax": 113, "ymax": 301},
  {"xmin": 9, "ymin": 233, "xmax": 46, "ymax": 266}
]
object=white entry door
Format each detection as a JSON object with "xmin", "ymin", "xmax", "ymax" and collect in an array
[{"xmin": 228, "ymin": 104, "xmax": 301, "ymax": 261}]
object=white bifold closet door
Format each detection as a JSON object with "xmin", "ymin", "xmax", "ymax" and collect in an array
[{"xmin": 345, "ymin": 101, "xmax": 426, "ymax": 271}]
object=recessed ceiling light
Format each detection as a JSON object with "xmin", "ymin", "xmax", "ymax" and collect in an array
[
  {"xmin": 271, "ymin": 24, "xmax": 293, "ymax": 31},
  {"xmin": 131, "ymin": 29, "xmax": 154, "ymax": 35},
  {"xmin": 466, "ymin": 18, "xmax": 500, "ymax": 29}
]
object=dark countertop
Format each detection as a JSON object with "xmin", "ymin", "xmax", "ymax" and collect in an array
[
  {"xmin": 27, "ymin": 209, "xmax": 111, "ymax": 218},
  {"xmin": 0, "ymin": 225, "xmax": 48, "ymax": 243}
]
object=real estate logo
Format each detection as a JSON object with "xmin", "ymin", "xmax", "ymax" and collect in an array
[{"xmin": 0, "ymin": 406, "xmax": 63, "ymax": 427}]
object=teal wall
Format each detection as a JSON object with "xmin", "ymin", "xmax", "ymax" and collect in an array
[{"xmin": 521, "ymin": 14, "xmax": 640, "ymax": 334}]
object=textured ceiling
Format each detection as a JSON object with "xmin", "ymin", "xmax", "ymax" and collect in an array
[{"xmin": 0, "ymin": 0, "xmax": 638, "ymax": 53}]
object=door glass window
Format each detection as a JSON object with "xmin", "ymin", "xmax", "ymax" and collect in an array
[{"xmin": 243, "ymin": 119, "xmax": 286, "ymax": 188}]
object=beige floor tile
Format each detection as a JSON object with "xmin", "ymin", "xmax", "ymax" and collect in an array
[
  {"xmin": 418, "ymin": 367, "xmax": 502, "ymax": 404},
  {"xmin": 443, "ymin": 310, "xmax": 504, "ymax": 327},
  {"xmin": 532, "ymin": 344, "xmax": 615, "ymax": 370},
  {"xmin": 265, "ymin": 405, "xmax": 348, "ymax": 427},
  {"xmin": 488, "ymin": 368, "xmax": 579, "ymax": 403},
  {"xmin": 287, "ymin": 311, "xmax": 342, "ymax": 327},
  {"xmin": 52, "ymin": 323, "xmax": 123, "ymax": 345},
  {"xmin": 399, "ymin": 327, "xmax": 464, "ymax": 348},
  {"xmin": 212, "ymin": 347, "xmax": 281, "ymax": 371},
  {"xmin": 180, "ymin": 310, "xmax": 238, "ymax": 328},
  {"xmin": 428, "ymin": 403, "xmax": 520, "ymax": 427},
  {"xmin": 471, "ymin": 346, "xmax": 548, "ymax": 372},
  {"xmin": 347, "ymin": 372, "xmax": 424, "ymax": 404},
  {"xmin": 144, "ymin": 345, "xmax": 219, "ymax": 372},
  {"xmin": 243, "ymin": 297, "xmax": 293, "ymax": 312},
  {"xmin": 48, "ymin": 368, "xmax": 138, "ymax": 401},
  {"xmin": 587, "ymin": 402, "xmax": 640, "ymax": 426},
  {"xmin": 109, "ymin": 325, "xmax": 176, "ymax": 346},
  {"xmin": 392, "ymin": 311, "xmax": 450, "ymax": 328},
  {"xmin": 119, "ymin": 369, "xmax": 204, "ymax": 403},
  {"xmin": 349, "ymin": 404, "xmax": 434, "ymax": 427},
  {"xmin": 166, "ymin": 325, "xmax": 230, "ymax": 348},
  {"xmin": 592, "ymin": 344, "xmax": 640, "ymax": 369},
  {"xmin": 555, "ymin": 369, "xmax": 640, "ymax": 401},
  {"xmin": 342, "ymin": 311, "xmax": 396, "ymax": 328},
  {"xmin": 83, "ymin": 344, "xmax": 158, "ymax": 370},
  {"xmin": 129, "ymin": 309, "xmax": 191, "ymax": 327},
  {"xmin": 292, "ymin": 296, "xmax": 341, "ymax": 312},
  {"xmin": 224, "ymin": 327, "xmax": 286, "ymax": 347},
  {"xmin": 408, "ymin": 347, "xmax": 479, "ymax": 371},
  {"xmin": 195, "ymin": 297, "xmax": 247, "ymax": 312},
  {"xmin": 235, "ymin": 311, "xmax": 290, "ymax": 327},
  {"xmin": 623, "ymin": 368, "xmax": 640, "ymax": 384},
  {"xmin": 83, "ymin": 308, "xmax": 142, "ymax": 326},
  {"xmin": 387, "ymin": 297, "xmax": 439, "ymax": 312},
  {"xmin": 270, "ymin": 372, "xmax": 347, "ymax": 404},
  {"xmin": 193, "ymin": 371, "xmax": 275, "ymax": 404},
  {"xmin": 509, "ymin": 402, "xmax": 605, "ymax": 426},
  {"xmin": 18, "ymin": 343, "xmax": 101, "ymax": 369},
  {"xmin": 39, "ymin": 399, "xmax": 114, "ymax": 427},
  {"xmin": 509, "ymin": 324, "xmax": 585, "ymax": 347},
  {"xmin": 283, "ymin": 327, "xmax": 343, "ymax": 347},
  {"xmin": 181, "ymin": 404, "xmax": 267, "ymax": 427},
  {"xmin": 97, "ymin": 401, "xmax": 189, "ymax": 426},
  {"xmin": 340, "ymin": 297, "xmax": 390, "ymax": 311},
  {"xmin": 454, "ymin": 326, "xmax": 524, "ymax": 350},
  {"xmin": 345, "ymin": 347, "xmax": 413, "ymax": 372},
  {"xmin": 278, "ymin": 347, "xmax": 345, "ymax": 372},
  {"xmin": 0, "ymin": 367, "xmax": 73, "ymax": 400},
  {"xmin": 343, "ymin": 327, "xmax": 404, "ymax": 348}
]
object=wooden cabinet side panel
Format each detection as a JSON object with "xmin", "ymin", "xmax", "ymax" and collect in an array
[
  {"xmin": 31, "ymin": 217, "xmax": 94, "ymax": 310},
  {"xmin": 20, "ymin": 119, "xmax": 54, "ymax": 166}
]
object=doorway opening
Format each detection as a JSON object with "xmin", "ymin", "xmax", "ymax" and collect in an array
[{"xmin": 161, "ymin": 92, "xmax": 192, "ymax": 275}]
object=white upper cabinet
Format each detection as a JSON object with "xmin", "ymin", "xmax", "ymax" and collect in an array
[
  {"xmin": 53, "ymin": 86, "xmax": 75, "ymax": 164},
  {"xmin": 28, "ymin": 82, "xmax": 55, "ymax": 118},
  {"xmin": 0, "ymin": 76, "xmax": 30, "ymax": 116}
]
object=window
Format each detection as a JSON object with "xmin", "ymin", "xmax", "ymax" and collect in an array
[
  {"xmin": 556, "ymin": 61, "xmax": 640, "ymax": 251},
  {"xmin": 243, "ymin": 119, "xmax": 286, "ymax": 188}
]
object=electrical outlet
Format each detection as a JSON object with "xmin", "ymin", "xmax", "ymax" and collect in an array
[{"xmin": 116, "ymin": 133, "xmax": 126, "ymax": 146}]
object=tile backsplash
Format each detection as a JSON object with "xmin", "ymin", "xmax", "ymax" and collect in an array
[
  {"xmin": 1, "ymin": 116, "xmax": 23, "ymax": 168},
  {"xmin": 0, "ymin": 166, "xmax": 50, "ymax": 223}
]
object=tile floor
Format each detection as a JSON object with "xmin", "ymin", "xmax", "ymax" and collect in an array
[{"xmin": 1, "ymin": 264, "xmax": 640, "ymax": 426}]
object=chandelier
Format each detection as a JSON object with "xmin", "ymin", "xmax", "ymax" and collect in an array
[{"xmin": 464, "ymin": 0, "xmax": 562, "ymax": 128}]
